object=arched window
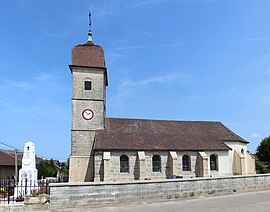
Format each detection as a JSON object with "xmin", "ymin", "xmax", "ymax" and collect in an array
[
  {"xmin": 182, "ymin": 155, "xmax": 191, "ymax": 171},
  {"xmin": 210, "ymin": 154, "xmax": 218, "ymax": 171},
  {"xmin": 84, "ymin": 78, "xmax": 92, "ymax": 90},
  {"xmin": 120, "ymin": 155, "xmax": 129, "ymax": 173},
  {"xmin": 152, "ymin": 155, "xmax": 161, "ymax": 172}
]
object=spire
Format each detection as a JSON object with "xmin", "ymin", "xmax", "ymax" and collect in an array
[{"xmin": 88, "ymin": 9, "xmax": 93, "ymax": 42}]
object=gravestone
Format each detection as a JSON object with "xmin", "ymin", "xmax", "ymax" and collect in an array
[{"xmin": 16, "ymin": 141, "xmax": 38, "ymax": 197}]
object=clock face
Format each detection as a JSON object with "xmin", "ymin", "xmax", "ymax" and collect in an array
[{"xmin": 82, "ymin": 109, "xmax": 94, "ymax": 120}]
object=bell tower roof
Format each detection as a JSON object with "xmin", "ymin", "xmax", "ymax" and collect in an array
[
  {"xmin": 71, "ymin": 41, "xmax": 106, "ymax": 68},
  {"xmin": 69, "ymin": 9, "xmax": 108, "ymax": 86}
]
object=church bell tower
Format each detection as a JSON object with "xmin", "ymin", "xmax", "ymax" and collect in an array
[{"xmin": 69, "ymin": 11, "xmax": 108, "ymax": 182}]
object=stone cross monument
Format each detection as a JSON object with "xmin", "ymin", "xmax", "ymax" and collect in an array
[{"xmin": 17, "ymin": 141, "xmax": 38, "ymax": 196}]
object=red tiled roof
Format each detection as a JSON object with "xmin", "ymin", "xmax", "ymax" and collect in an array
[
  {"xmin": 72, "ymin": 41, "xmax": 105, "ymax": 68},
  {"xmin": 0, "ymin": 150, "xmax": 23, "ymax": 166},
  {"xmin": 0, "ymin": 150, "xmax": 43, "ymax": 166},
  {"xmin": 94, "ymin": 118, "xmax": 247, "ymax": 151}
]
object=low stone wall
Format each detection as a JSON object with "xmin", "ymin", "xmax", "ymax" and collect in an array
[{"xmin": 50, "ymin": 174, "xmax": 270, "ymax": 209}]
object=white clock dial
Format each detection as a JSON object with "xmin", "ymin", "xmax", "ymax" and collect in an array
[{"xmin": 82, "ymin": 109, "xmax": 94, "ymax": 120}]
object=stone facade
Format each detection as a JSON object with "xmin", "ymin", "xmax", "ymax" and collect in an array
[
  {"xmin": 93, "ymin": 149, "xmax": 255, "ymax": 182},
  {"xmin": 124, "ymin": 150, "xmax": 196, "ymax": 180}
]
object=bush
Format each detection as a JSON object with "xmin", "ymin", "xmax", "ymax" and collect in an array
[{"xmin": 255, "ymin": 161, "xmax": 265, "ymax": 174}]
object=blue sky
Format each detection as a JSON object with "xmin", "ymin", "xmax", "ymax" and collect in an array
[{"xmin": 0, "ymin": 0, "xmax": 270, "ymax": 160}]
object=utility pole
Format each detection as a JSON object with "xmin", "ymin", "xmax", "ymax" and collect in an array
[{"xmin": 15, "ymin": 149, "xmax": 18, "ymax": 181}]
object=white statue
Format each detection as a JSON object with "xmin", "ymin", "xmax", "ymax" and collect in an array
[{"xmin": 16, "ymin": 141, "xmax": 38, "ymax": 197}]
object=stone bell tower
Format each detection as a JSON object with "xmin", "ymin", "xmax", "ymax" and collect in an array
[{"xmin": 69, "ymin": 12, "xmax": 108, "ymax": 182}]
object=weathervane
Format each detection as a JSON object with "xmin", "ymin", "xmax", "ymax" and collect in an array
[{"xmin": 88, "ymin": 9, "xmax": 93, "ymax": 41}]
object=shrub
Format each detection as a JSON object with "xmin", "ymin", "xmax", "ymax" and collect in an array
[{"xmin": 255, "ymin": 161, "xmax": 265, "ymax": 174}]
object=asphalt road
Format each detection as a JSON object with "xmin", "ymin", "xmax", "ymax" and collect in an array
[{"xmin": 58, "ymin": 190, "xmax": 270, "ymax": 212}]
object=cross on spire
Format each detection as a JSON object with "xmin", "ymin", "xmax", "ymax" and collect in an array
[{"xmin": 88, "ymin": 9, "xmax": 93, "ymax": 42}]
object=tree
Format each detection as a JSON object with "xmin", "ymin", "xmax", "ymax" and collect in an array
[
  {"xmin": 256, "ymin": 135, "xmax": 270, "ymax": 162},
  {"xmin": 255, "ymin": 161, "xmax": 265, "ymax": 174},
  {"xmin": 37, "ymin": 159, "xmax": 58, "ymax": 179}
]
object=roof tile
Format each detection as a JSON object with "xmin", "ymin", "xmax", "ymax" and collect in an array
[{"xmin": 94, "ymin": 118, "xmax": 247, "ymax": 151}]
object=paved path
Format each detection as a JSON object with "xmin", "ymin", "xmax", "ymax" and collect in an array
[{"xmin": 58, "ymin": 190, "xmax": 270, "ymax": 212}]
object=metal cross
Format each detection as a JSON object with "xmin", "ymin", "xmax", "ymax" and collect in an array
[{"xmin": 88, "ymin": 9, "xmax": 92, "ymax": 36}]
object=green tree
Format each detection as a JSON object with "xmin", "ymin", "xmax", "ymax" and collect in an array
[
  {"xmin": 37, "ymin": 159, "xmax": 58, "ymax": 179},
  {"xmin": 255, "ymin": 161, "xmax": 265, "ymax": 173},
  {"xmin": 256, "ymin": 135, "xmax": 270, "ymax": 162}
]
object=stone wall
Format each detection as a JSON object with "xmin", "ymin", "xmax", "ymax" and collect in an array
[
  {"xmin": 69, "ymin": 156, "xmax": 93, "ymax": 182},
  {"xmin": 50, "ymin": 174, "xmax": 270, "ymax": 209}
]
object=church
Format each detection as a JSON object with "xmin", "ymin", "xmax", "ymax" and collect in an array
[{"xmin": 68, "ymin": 28, "xmax": 255, "ymax": 183}]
